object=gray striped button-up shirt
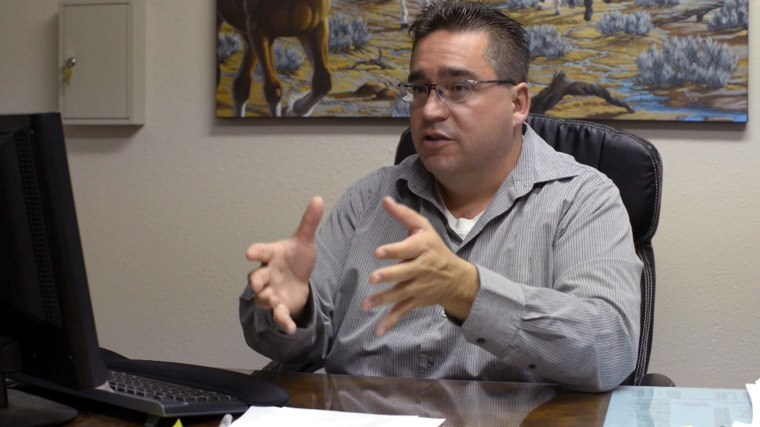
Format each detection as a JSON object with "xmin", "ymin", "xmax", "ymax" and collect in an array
[{"xmin": 240, "ymin": 124, "xmax": 643, "ymax": 392}]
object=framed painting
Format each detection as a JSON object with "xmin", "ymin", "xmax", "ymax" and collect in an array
[{"xmin": 215, "ymin": 0, "xmax": 748, "ymax": 122}]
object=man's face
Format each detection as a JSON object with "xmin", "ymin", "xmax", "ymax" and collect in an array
[{"xmin": 408, "ymin": 30, "xmax": 526, "ymax": 188}]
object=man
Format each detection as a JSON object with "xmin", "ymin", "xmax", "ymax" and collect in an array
[{"xmin": 240, "ymin": 0, "xmax": 642, "ymax": 392}]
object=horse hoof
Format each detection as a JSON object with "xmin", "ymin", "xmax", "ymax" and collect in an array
[
  {"xmin": 235, "ymin": 102, "xmax": 248, "ymax": 118},
  {"xmin": 286, "ymin": 95, "xmax": 318, "ymax": 117},
  {"xmin": 267, "ymin": 102, "xmax": 282, "ymax": 117}
]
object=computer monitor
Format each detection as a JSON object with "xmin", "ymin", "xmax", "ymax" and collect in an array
[{"xmin": 0, "ymin": 112, "xmax": 108, "ymax": 426}]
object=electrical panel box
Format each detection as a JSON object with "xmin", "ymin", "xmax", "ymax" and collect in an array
[{"xmin": 59, "ymin": 0, "xmax": 145, "ymax": 125}]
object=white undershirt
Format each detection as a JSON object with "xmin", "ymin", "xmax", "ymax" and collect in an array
[{"xmin": 442, "ymin": 207, "xmax": 484, "ymax": 239}]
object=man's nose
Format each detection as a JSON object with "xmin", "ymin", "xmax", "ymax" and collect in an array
[{"xmin": 421, "ymin": 88, "xmax": 449, "ymax": 119}]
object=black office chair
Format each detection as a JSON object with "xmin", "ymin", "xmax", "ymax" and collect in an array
[{"xmin": 396, "ymin": 113, "xmax": 671, "ymax": 386}]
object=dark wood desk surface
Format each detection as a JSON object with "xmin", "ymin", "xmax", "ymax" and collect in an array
[{"xmin": 65, "ymin": 371, "xmax": 612, "ymax": 427}]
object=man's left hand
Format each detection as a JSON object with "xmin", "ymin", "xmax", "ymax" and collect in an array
[{"xmin": 362, "ymin": 196, "xmax": 479, "ymax": 336}]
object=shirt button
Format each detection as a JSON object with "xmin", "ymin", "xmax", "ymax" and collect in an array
[
  {"xmin": 440, "ymin": 310, "xmax": 447, "ymax": 318},
  {"xmin": 476, "ymin": 338, "xmax": 486, "ymax": 344},
  {"xmin": 425, "ymin": 359, "xmax": 434, "ymax": 368}
]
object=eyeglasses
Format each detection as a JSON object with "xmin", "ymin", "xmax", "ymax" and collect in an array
[{"xmin": 398, "ymin": 79, "xmax": 516, "ymax": 105}]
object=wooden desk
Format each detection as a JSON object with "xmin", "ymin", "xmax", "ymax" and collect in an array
[{"xmin": 66, "ymin": 371, "xmax": 612, "ymax": 426}]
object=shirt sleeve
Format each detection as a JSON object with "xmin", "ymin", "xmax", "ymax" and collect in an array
[
  {"xmin": 461, "ymin": 177, "xmax": 643, "ymax": 392},
  {"xmin": 238, "ymin": 284, "xmax": 323, "ymax": 365},
  {"xmin": 238, "ymin": 173, "xmax": 379, "ymax": 367}
]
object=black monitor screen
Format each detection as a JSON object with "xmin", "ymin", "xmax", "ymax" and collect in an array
[{"xmin": 0, "ymin": 112, "xmax": 107, "ymax": 424}]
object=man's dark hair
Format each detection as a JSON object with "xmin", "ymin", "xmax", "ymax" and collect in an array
[{"xmin": 409, "ymin": 0, "xmax": 530, "ymax": 83}]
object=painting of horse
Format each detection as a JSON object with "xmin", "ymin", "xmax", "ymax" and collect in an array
[
  {"xmin": 215, "ymin": 0, "xmax": 748, "ymax": 122},
  {"xmin": 216, "ymin": 0, "xmax": 331, "ymax": 117}
]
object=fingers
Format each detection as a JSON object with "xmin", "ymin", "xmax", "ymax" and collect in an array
[
  {"xmin": 252, "ymin": 281, "xmax": 278, "ymax": 309},
  {"xmin": 376, "ymin": 197, "xmax": 434, "ymax": 260},
  {"xmin": 272, "ymin": 303, "xmax": 297, "ymax": 335},
  {"xmin": 248, "ymin": 266, "xmax": 271, "ymax": 293},
  {"xmin": 246, "ymin": 242, "xmax": 274, "ymax": 263},
  {"xmin": 362, "ymin": 279, "xmax": 412, "ymax": 310},
  {"xmin": 381, "ymin": 196, "xmax": 431, "ymax": 235},
  {"xmin": 374, "ymin": 234, "xmax": 424, "ymax": 262},
  {"xmin": 245, "ymin": 196, "xmax": 323, "ymax": 262},
  {"xmin": 248, "ymin": 272, "xmax": 298, "ymax": 335},
  {"xmin": 244, "ymin": 196, "xmax": 321, "ymax": 337},
  {"xmin": 364, "ymin": 197, "xmax": 443, "ymax": 335},
  {"xmin": 368, "ymin": 260, "xmax": 417, "ymax": 286},
  {"xmin": 374, "ymin": 298, "xmax": 416, "ymax": 337},
  {"xmin": 363, "ymin": 278, "xmax": 417, "ymax": 336},
  {"xmin": 249, "ymin": 274, "xmax": 297, "ymax": 335},
  {"xmin": 294, "ymin": 196, "xmax": 324, "ymax": 244}
]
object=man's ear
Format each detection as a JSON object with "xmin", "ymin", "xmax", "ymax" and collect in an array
[{"xmin": 511, "ymin": 82, "xmax": 531, "ymax": 125}]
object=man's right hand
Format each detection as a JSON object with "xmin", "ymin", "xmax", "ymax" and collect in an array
[{"xmin": 246, "ymin": 196, "xmax": 324, "ymax": 334}]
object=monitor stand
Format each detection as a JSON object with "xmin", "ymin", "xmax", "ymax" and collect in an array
[{"xmin": 0, "ymin": 337, "xmax": 78, "ymax": 427}]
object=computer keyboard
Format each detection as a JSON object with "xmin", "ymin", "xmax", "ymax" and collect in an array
[
  {"xmin": 12, "ymin": 356, "xmax": 289, "ymax": 419},
  {"xmin": 97, "ymin": 369, "xmax": 250, "ymax": 417}
]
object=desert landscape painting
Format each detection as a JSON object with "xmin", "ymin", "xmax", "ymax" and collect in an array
[{"xmin": 215, "ymin": 0, "xmax": 748, "ymax": 122}]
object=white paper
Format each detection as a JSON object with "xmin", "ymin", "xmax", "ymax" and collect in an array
[
  {"xmin": 604, "ymin": 385, "xmax": 752, "ymax": 427},
  {"xmin": 733, "ymin": 378, "xmax": 760, "ymax": 427},
  {"xmin": 230, "ymin": 406, "xmax": 445, "ymax": 427}
]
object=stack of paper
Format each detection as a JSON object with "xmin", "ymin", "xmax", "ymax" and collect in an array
[
  {"xmin": 733, "ymin": 378, "xmax": 760, "ymax": 427},
  {"xmin": 604, "ymin": 385, "xmax": 753, "ymax": 426},
  {"xmin": 230, "ymin": 406, "xmax": 445, "ymax": 427}
]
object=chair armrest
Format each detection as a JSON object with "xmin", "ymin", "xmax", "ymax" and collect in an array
[
  {"xmin": 639, "ymin": 372, "xmax": 676, "ymax": 387},
  {"xmin": 262, "ymin": 360, "xmax": 322, "ymax": 373}
]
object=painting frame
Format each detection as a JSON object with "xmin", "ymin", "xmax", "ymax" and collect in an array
[{"xmin": 215, "ymin": 0, "xmax": 748, "ymax": 122}]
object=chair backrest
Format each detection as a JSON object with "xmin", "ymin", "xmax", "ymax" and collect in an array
[{"xmin": 395, "ymin": 113, "xmax": 663, "ymax": 386}]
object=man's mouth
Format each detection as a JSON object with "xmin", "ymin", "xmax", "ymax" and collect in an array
[{"xmin": 422, "ymin": 132, "xmax": 451, "ymax": 143}]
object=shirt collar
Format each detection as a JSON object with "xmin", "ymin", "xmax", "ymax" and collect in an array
[{"xmin": 509, "ymin": 123, "xmax": 579, "ymax": 197}]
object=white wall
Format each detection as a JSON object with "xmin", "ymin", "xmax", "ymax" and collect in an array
[{"xmin": 0, "ymin": 0, "xmax": 757, "ymax": 388}]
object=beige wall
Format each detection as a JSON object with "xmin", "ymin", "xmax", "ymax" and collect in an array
[{"xmin": 1, "ymin": 0, "xmax": 757, "ymax": 388}]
